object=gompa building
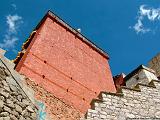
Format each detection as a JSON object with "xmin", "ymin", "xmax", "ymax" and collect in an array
[{"xmin": 0, "ymin": 11, "xmax": 160, "ymax": 120}]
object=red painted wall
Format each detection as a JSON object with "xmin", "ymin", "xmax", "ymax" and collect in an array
[
  {"xmin": 16, "ymin": 15, "xmax": 116, "ymax": 113},
  {"xmin": 113, "ymin": 74, "xmax": 125, "ymax": 89}
]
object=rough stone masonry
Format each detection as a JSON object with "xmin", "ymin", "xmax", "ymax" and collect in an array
[
  {"xmin": 148, "ymin": 53, "xmax": 160, "ymax": 77},
  {"xmin": 0, "ymin": 58, "xmax": 38, "ymax": 120},
  {"xmin": 82, "ymin": 67, "xmax": 160, "ymax": 120}
]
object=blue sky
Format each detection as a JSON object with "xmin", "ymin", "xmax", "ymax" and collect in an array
[{"xmin": 0, "ymin": 0, "xmax": 160, "ymax": 75}]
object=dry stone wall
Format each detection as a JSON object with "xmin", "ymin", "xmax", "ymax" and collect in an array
[
  {"xmin": 83, "ymin": 80, "xmax": 160, "ymax": 120},
  {"xmin": 0, "ymin": 59, "xmax": 38, "ymax": 120},
  {"xmin": 148, "ymin": 53, "xmax": 160, "ymax": 77}
]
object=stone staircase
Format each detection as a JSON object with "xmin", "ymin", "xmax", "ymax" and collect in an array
[{"xmin": 82, "ymin": 79, "xmax": 160, "ymax": 120}]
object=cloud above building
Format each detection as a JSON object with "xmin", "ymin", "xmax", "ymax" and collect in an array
[
  {"xmin": 0, "ymin": 14, "xmax": 23, "ymax": 51},
  {"xmin": 132, "ymin": 5, "xmax": 160, "ymax": 34}
]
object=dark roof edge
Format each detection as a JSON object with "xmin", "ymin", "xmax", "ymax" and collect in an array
[
  {"xmin": 35, "ymin": 10, "xmax": 109, "ymax": 59},
  {"xmin": 124, "ymin": 65, "xmax": 156, "ymax": 82}
]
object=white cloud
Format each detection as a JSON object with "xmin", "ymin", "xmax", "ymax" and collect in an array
[
  {"xmin": 11, "ymin": 4, "xmax": 17, "ymax": 10},
  {"xmin": 0, "ymin": 36, "xmax": 18, "ymax": 49},
  {"xmin": 6, "ymin": 15, "xmax": 22, "ymax": 33},
  {"xmin": 133, "ymin": 19, "xmax": 150, "ymax": 34},
  {"xmin": 140, "ymin": 5, "xmax": 160, "ymax": 21},
  {"xmin": 0, "ymin": 14, "xmax": 23, "ymax": 51},
  {"xmin": 132, "ymin": 5, "xmax": 160, "ymax": 34}
]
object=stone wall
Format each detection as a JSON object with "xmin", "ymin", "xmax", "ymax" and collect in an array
[
  {"xmin": 83, "ymin": 80, "xmax": 160, "ymax": 120},
  {"xmin": 0, "ymin": 59, "xmax": 38, "ymax": 119},
  {"xmin": 148, "ymin": 53, "xmax": 160, "ymax": 77}
]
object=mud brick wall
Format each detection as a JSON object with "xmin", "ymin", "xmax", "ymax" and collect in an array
[{"xmin": 25, "ymin": 77, "xmax": 82, "ymax": 120}]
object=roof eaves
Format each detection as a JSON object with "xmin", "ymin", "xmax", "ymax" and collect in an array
[
  {"xmin": 124, "ymin": 65, "xmax": 156, "ymax": 82},
  {"xmin": 124, "ymin": 65, "xmax": 143, "ymax": 82}
]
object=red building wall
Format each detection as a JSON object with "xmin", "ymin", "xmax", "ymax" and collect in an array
[
  {"xmin": 113, "ymin": 74, "xmax": 126, "ymax": 90},
  {"xmin": 15, "ymin": 12, "xmax": 116, "ymax": 113}
]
